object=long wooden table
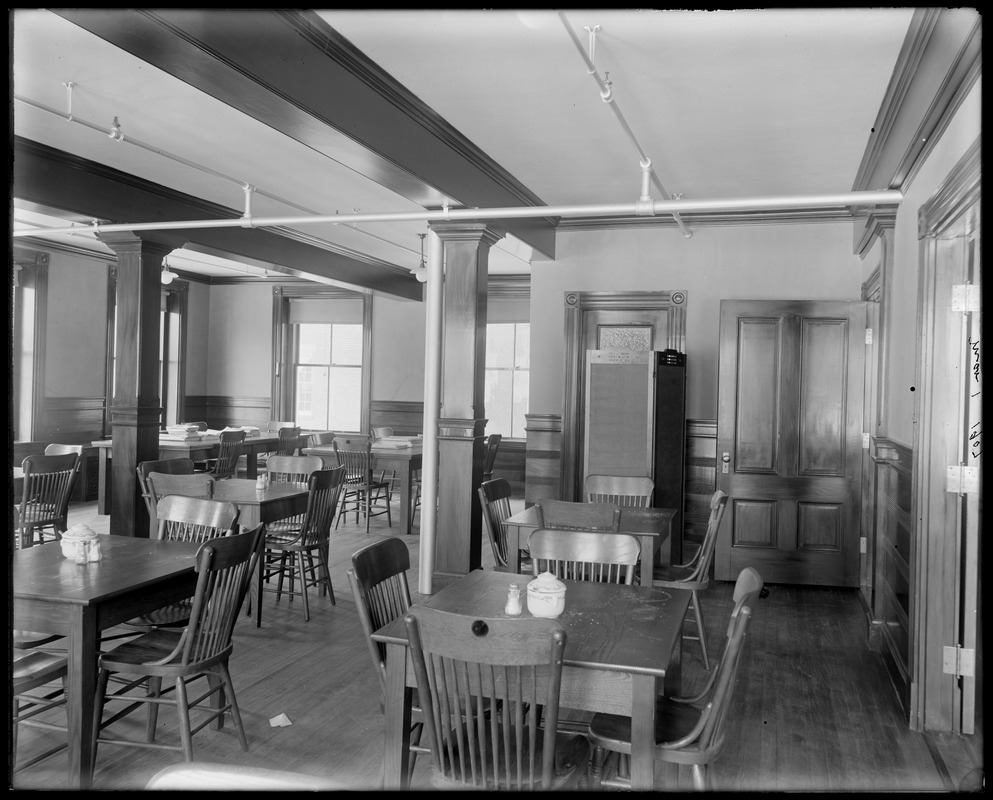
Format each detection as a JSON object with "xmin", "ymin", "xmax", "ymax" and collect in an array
[
  {"xmin": 91, "ymin": 434, "xmax": 283, "ymax": 514},
  {"xmin": 503, "ymin": 504, "xmax": 677, "ymax": 586},
  {"xmin": 13, "ymin": 536, "xmax": 203, "ymax": 789},
  {"xmin": 373, "ymin": 569, "xmax": 690, "ymax": 790},
  {"xmin": 302, "ymin": 443, "xmax": 422, "ymax": 536}
]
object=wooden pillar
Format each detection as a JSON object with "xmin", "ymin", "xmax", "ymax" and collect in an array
[
  {"xmin": 431, "ymin": 221, "xmax": 504, "ymax": 581},
  {"xmin": 97, "ymin": 233, "xmax": 170, "ymax": 537}
]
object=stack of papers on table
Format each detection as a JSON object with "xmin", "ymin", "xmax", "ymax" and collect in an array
[
  {"xmin": 205, "ymin": 426, "xmax": 262, "ymax": 438},
  {"xmin": 372, "ymin": 435, "xmax": 422, "ymax": 449},
  {"xmin": 161, "ymin": 424, "xmax": 202, "ymax": 441}
]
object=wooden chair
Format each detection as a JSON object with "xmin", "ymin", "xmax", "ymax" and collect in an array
[
  {"xmin": 478, "ymin": 478, "xmax": 531, "ymax": 572},
  {"xmin": 146, "ymin": 472, "xmax": 215, "ymax": 505},
  {"xmin": 307, "ymin": 431, "xmax": 336, "ymax": 448},
  {"xmin": 92, "ymin": 525, "xmax": 265, "ymax": 764},
  {"xmin": 346, "ymin": 537, "xmax": 427, "ymax": 783},
  {"xmin": 652, "ymin": 489, "xmax": 729, "ymax": 670},
  {"xmin": 137, "ymin": 458, "xmax": 195, "ymax": 520},
  {"xmin": 371, "ymin": 426, "xmax": 393, "ymax": 440},
  {"xmin": 482, "ymin": 432, "xmax": 502, "ymax": 482},
  {"xmin": 536, "ymin": 498, "xmax": 621, "ymax": 532},
  {"xmin": 259, "ymin": 425, "xmax": 302, "ymax": 472},
  {"xmin": 405, "ymin": 606, "xmax": 569, "ymax": 790},
  {"xmin": 12, "ymin": 649, "xmax": 69, "ymax": 773},
  {"xmin": 265, "ymin": 455, "xmax": 323, "ymax": 483},
  {"xmin": 15, "ymin": 452, "xmax": 81, "ymax": 548},
  {"xmin": 197, "ymin": 429, "xmax": 245, "ymax": 479},
  {"xmin": 256, "ymin": 466, "xmax": 347, "ymax": 625},
  {"xmin": 264, "ymin": 420, "xmax": 297, "ymax": 433},
  {"xmin": 331, "ymin": 437, "xmax": 392, "ymax": 532},
  {"xmin": 111, "ymin": 495, "xmax": 242, "ymax": 635},
  {"xmin": 528, "ymin": 529, "xmax": 641, "ymax": 585},
  {"xmin": 584, "ymin": 474, "xmax": 654, "ymax": 507},
  {"xmin": 586, "ymin": 568, "xmax": 763, "ymax": 791},
  {"xmin": 370, "ymin": 427, "xmax": 398, "ymax": 500}
]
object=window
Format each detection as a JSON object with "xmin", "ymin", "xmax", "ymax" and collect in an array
[
  {"xmin": 274, "ymin": 290, "xmax": 371, "ymax": 434},
  {"xmin": 485, "ymin": 322, "xmax": 530, "ymax": 439},
  {"xmin": 293, "ymin": 322, "xmax": 363, "ymax": 431}
]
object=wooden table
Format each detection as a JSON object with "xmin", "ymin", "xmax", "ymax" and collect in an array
[
  {"xmin": 91, "ymin": 434, "xmax": 283, "ymax": 514},
  {"xmin": 175, "ymin": 478, "xmax": 311, "ymax": 623},
  {"xmin": 373, "ymin": 569, "xmax": 690, "ymax": 790},
  {"xmin": 503, "ymin": 504, "xmax": 677, "ymax": 586},
  {"xmin": 13, "ymin": 536, "xmax": 203, "ymax": 789},
  {"xmin": 302, "ymin": 443, "xmax": 423, "ymax": 536}
]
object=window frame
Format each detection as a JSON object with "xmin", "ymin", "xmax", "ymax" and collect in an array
[
  {"xmin": 486, "ymin": 275, "xmax": 531, "ymax": 441},
  {"xmin": 271, "ymin": 285, "xmax": 373, "ymax": 433}
]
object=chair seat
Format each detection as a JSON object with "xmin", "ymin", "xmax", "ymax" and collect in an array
[
  {"xmin": 14, "ymin": 650, "xmax": 68, "ymax": 693},
  {"xmin": 98, "ymin": 629, "xmax": 188, "ymax": 672},
  {"xmin": 263, "ymin": 521, "xmax": 304, "ymax": 541},
  {"xmin": 588, "ymin": 696, "xmax": 703, "ymax": 755},
  {"xmin": 125, "ymin": 600, "xmax": 194, "ymax": 629},
  {"xmin": 652, "ymin": 563, "xmax": 702, "ymax": 585}
]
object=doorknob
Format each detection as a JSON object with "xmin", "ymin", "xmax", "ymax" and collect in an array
[{"xmin": 722, "ymin": 452, "xmax": 731, "ymax": 474}]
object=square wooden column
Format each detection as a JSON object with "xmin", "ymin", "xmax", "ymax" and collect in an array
[
  {"xmin": 97, "ymin": 233, "xmax": 170, "ymax": 537},
  {"xmin": 430, "ymin": 221, "xmax": 504, "ymax": 581}
]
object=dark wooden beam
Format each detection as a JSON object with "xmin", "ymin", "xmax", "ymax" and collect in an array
[
  {"xmin": 13, "ymin": 137, "xmax": 421, "ymax": 300},
  {"xmin": 51, "ymin": 8, "xmax": 557, "ymax": 260}
]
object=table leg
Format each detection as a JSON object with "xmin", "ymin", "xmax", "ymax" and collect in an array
[
  {"xmin": 640, "ymin": 535, "xmax": 656, "ymax": 587},
  {"xmin": 396, "ymin": 463, "xmax": 411, "ymax": 535},
  {"xmin": 629, "ymin": 673, "xmax": 658, "ymax": 790},
  {"xmin": 97, "ymin": 448, "xmax": 111, "ymax": 515},
  {"xmin": 246, "ymin": 453, "xmax": 259, "ymax": 479},
  {"xmin": 383, "ymin": 641, "xmax": 413, "ymax": 789},
  {"xmin": 66, "ymin": 605, "xmax": 99, "ymax": 789},
  {"xmin": 505, "ymin": 523, "xmax": 523, "ymax": 574}
]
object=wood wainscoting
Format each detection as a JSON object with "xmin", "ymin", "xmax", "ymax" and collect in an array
[
  {"xmin": 369, "ymin": 400, "xmax": 424, "ymax": 437},
  {"xmin": 868, "ymin": 437, "xmax": 914, "ymax": 717}
]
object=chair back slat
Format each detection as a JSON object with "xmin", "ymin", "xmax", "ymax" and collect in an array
[
  {"xmin": 348, "ymin": 537, "xmax": 412, "ymax": 696},
  {"xmin": 298, "ymin": 466, "xmax": 348, "ymax": 547},
  {"xmin": 181, "ymin": 526, "xmax": 264, "ymax": 666},
  {"xmin": 265, "ymin": 455, "xmax": 323, "ymax": 484},
  {"xmin": 212, "ymin": 430, "xmax": 246, "ymax": 478},
  {"xmin": 155, "ymin": 495, "xmax": 240, "ymax": 543},
  {"xmin": 536, "ymin": 499, "xmax": 621, "ymax": 532},
  {"xmin": 528, "ymin": 529, "xmax": 641, "ymax": 585},
  {"xmin": 478, "ymin": 479, "xmax": 514, "ymax": 568},
  {"xmin": 584, "ymin": 474, "xmax": 654, "ymax": 507},
  {"xmin": 405, "ymin": 607, "xmax": 566, "ymax": 790}
]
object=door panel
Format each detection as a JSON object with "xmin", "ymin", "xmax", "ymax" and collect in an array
[{"xmin": 717, "ymin": 299, "xmax": 865, "ymax": 586}]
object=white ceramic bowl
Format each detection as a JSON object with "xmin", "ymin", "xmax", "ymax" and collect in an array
[
  {"xmin": 526, "ymin": 572, "xmax": 567, "ymax": 618},
  {"xmin": 61, "ymin": 524, "xmax": 98, "ymax": 559}
]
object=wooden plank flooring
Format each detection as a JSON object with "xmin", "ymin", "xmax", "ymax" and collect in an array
[{"xmin": 11, "ymin": 498, "xmax": 979, "ymax": 791}]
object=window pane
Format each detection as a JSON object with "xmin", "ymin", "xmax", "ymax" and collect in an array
[
  {"xmin": 514, "ymin": 323, "xmax": 530, "ymax": 369},
  {"xmin": 295, "ymin": 365, "xmax": 329, "ymax": 430},
  {"xmin": 512, "ymin": 369, "xmax": 530, "ymax": 438},
  {"xmin": 331, "ymin": 324, "xmax": 363, "ymax": 365},
  {"xmin": 485, "ymin": 369, "xmax": 514, "ymax": 438},
  {"xmin": 328, "ymin": 366, "xmax": 361, "ymax": 431},
  {"xmin": 298, "ymin": 324, "xmax": 331, "ymax": 364},
  {"xmin": 486, "ymin": 323, "xmax": 515, "ymax": 368}
]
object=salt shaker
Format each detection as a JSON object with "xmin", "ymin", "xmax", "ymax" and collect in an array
[
  {"xmin": 256, "ymin": 474, "xmax": 267, "ymax": 491},
  {"xmin": 75, "ymin": 541, "xmax": 89, "ymax": 564},
  {"xmin": 88, "ymin": 538, "xmax": 103, "ymax": 562},
  {"xmin": 505, "ymin": 583, "xmax": 522, "ymax": 616}
]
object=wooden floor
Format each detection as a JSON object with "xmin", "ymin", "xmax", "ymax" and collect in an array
[{"xmin": 11, "ymin": 496, "xmax": 982, "ymax": 792}]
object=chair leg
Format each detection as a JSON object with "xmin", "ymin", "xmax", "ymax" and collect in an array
[
  {"xmin": 174, "ymin": 677, "xmax": 194, "ymax": 761},
  {"xmin": 218, "ymin": 661, "xmax": 250, "ymax": 751},
  {"xmin": 588, "ymin": 745, "xmax": 609, "ymax": 788},
  {"xmin": 146, "ymin": 676, "xmax": 163, "ymax": 742},
  {"xmin": 319, "ymin": 549, "xmax": 335, "ymax": 605},
  {"xmin": 689, "ymin": 589, "xmax": 709, "ymax": 669},
  {"xmin": 295, "ymin": 553, "xmax": 311, "ymax": 621},
  {"xmin": 691, "ymin": 763, "xmax": 708, "ymax": 791}
]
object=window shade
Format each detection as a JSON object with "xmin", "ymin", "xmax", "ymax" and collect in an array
[{"xmin": 288, "ymin": 297, "xmax": 363, "ymax": 324}]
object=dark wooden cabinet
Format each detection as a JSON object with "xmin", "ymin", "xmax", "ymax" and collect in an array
[{"xmin": 582, "ymin": 349, "xmax": 687, "ymax": 562}]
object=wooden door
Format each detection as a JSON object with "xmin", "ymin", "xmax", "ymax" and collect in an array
[{"xmin": 715, "ymin": 299, "xmax": 865, "ymax": 586}]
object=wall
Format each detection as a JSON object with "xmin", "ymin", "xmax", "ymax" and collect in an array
[
  {"xmin": 204, "ymin": 282, "xmax": 274, "ymax": 396},
  {"xmin": 528, "ymin": 222, "xmax": 865, "ymax": 420},
  {"xmin": 184, "ymin": 279, "xmax": 211, "ymax": 397},
  {"xmin": 371, "ymin": 294, "xmax": 427, "ymax": 401}
]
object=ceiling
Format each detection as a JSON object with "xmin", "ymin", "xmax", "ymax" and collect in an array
[{"xmin": 11, "ymin": 9, "xmax": 916, "ymax": 293}]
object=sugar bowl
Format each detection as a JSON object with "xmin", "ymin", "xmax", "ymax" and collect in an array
[
  {"xmin": 526, "ymin": 571, "xmax": 567, "ymax": 618},
  {"xmin": 60, "ymin": 523, "xmax": 102, "ymax": 562}
]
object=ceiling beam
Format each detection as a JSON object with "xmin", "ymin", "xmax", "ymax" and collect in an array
[
  {"xmin": 13, "ymin": 137, "xmax": 422, "ymax": 300},
  {"xmin": 52, "ymin": 8, "xmax": 558, "ymax": 260}
]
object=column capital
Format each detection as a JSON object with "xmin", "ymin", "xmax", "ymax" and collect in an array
[
  {"xmin": 428, "ymin": 220, "xmax": 506, "ymax": 247},
  {"xmin": 437, "ymin": 418, "xmax": 489, "ymax": 439},
  {"xmin": 96, "ymin": 231, "xmax": 175, "ymax": 260}
]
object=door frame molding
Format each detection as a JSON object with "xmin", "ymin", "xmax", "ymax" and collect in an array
[
  {"xmin": 560, "ymin": 290, "xmax": 686, "ymax": 501},
  {"xmin": 911, "ymin": 137, "xmax": 980, "ymax": 733}
]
